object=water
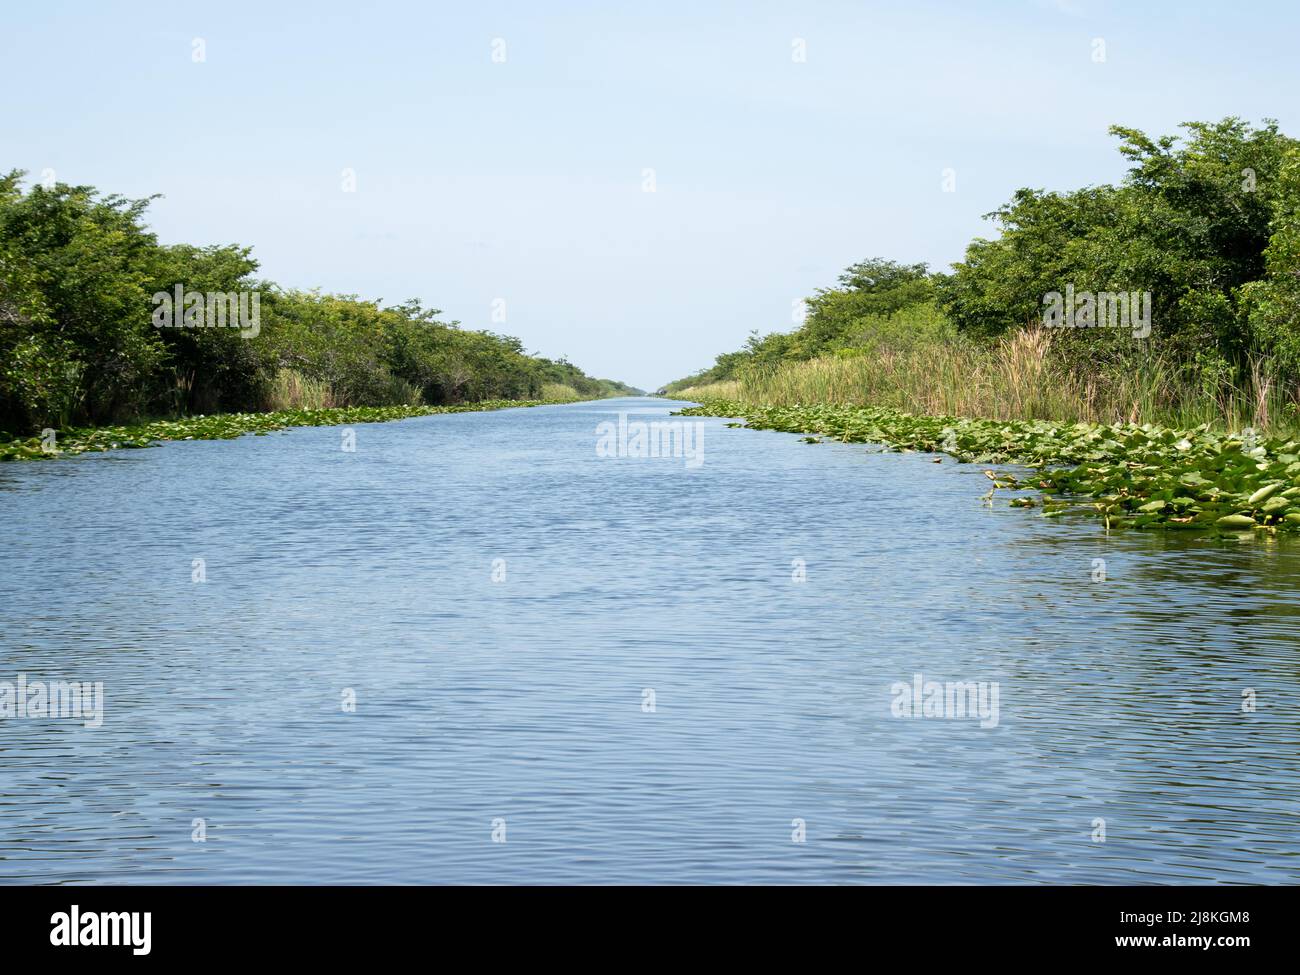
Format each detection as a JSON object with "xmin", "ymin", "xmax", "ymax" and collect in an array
[{"xmin": 1, "ymin": 396, "xmax": 1298, "ymax": 884}]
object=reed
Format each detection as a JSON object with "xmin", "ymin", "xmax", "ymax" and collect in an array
[
  {"xmin": 678, "ymin": 331, "xmax": 1300, "ymax": 435},
  {"xmin": 264, "ymin": 368, "xmax": 339, "ymax": 411},
  {"xmin": 540, "ymin": 382, "xmax": 582, "ymax": 402}
]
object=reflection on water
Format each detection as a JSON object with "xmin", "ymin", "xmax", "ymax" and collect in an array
[{"xmin": 1, "ymin": 397, "xmax": 1298, "ymax": 884}]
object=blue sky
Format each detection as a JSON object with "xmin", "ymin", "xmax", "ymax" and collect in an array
[{"xmin": 5, "ymin": 1, "xmax": 1298, "ymax": 390}]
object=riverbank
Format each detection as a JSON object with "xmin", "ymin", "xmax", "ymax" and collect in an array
[
  {"xmin": 0, "ymin": 399, "xmax": 556, "ymax": 462},
  {"xmin": 670, "ymin": 330, "xmax": 1300, "ymax": 436},
  {"xmin": 678, "ymin": 399, "xmax": 1300, "ymax": 535}
]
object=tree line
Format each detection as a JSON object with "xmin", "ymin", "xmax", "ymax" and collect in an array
[
  {"xmin": 665, "ymin": 118, "xmax": 1300, "ymax": 419},
  {"xmin": 0, "ymin": 171, "xmax": 637, "ymax": 434}
]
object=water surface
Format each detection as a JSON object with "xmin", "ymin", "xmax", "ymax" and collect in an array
[{"xmin": 2, "ymin": 397, "xmax": 1298, "ymax": 883}]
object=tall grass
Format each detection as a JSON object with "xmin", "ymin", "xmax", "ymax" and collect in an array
[
  {"xmin": 264, "ymin": 368, "xmax": 426, "ymax": 410},
  {"xmin": 264, "ymin": 369, "xmax": 339, "ymax": 411},
  {"xmin": 677, "ymin": 330, "xmax": 1300, "ymax": 434},
  {"xmin": 671, "ymin": 379, "xmax": 742, "ymax": 401},
  {"xmin": 540, "ymin": 382, "xmax": 581, "ymax": 402}
]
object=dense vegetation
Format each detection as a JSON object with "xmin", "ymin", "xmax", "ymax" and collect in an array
[
  {"xmin": 0, "ymin": 170, "xmax": 637, "ymax": 437},
  {"xmin": 667, "ymin": 118, "xmax": 1300, "ymax": 432}
]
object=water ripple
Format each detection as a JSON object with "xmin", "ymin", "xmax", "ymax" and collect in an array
[{"xmin": 1, "ymin": 398, "xmax": 1298, "ymax": 883}]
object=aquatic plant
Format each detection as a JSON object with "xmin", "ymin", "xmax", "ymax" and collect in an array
[
  {"xmin": 680, "ymin": 399, "xmax": 1300, "ymax": 537},
  {"xmin": 0, "ymin": 400, "xmax": 548, "ymax": 462}
]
